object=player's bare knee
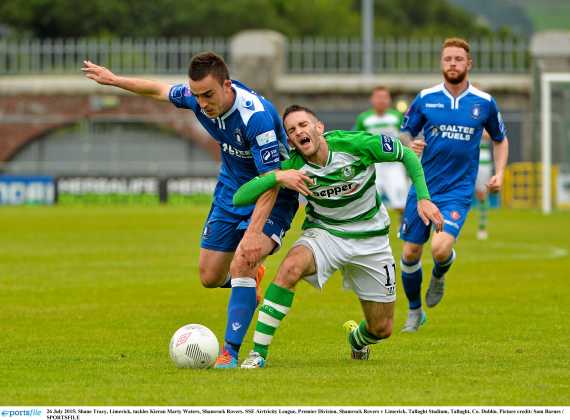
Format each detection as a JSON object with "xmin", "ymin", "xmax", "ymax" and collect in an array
[
  {"xmin": 199, "ymin": 268, "xmax": 225, "ymax": 288},
  {"xmin": 432, "ymin": 245, "xmax": 452, "ymax": 263},
  {"xmin": 228, "ymin": 251, "xmax": 256, "ymax": 279},
  {"xmin": 402, "ymin": 245, "xmax": 422, "ymax": 262},
  {"xmin": 274, "ymin": 260, "xmax": 303, "ymax": 290}
]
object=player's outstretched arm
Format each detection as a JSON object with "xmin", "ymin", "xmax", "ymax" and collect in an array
[
  {"xmin": 232, "ymin": 170, "xmax": 312, "ymax": 206},
  {"xmin": 487, "ymin": 137, "xmax": 509, "ymax": 192},
  {"xmin": 400, "ymin": 146, "xmax": 443, "ymax": 231},
  {"xmin": 81, "ymin": 60, "xmax": 171, "ymax": 101},
  {"xmin": 401, "ymin": 147, "xmax": 430, "ymax": 200}
]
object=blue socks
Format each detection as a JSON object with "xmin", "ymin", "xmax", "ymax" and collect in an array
[
  {"xmin": 223, "ymin": 277, "xmax": 257, "ymax": 358},
  {"xmin": 432, "ymin": 249, "xmax": 456, "ymax": 279},
  {"xmin": 401, "ymin": 258, "xmax": 423, "ymax": 310}
]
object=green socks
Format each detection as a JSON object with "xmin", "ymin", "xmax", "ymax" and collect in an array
[
  {"xmin": 253, "ymin": 283, "xmax": 295, "ymax": 359},
  {"xmin": 349, "ymin": 320, "xmax": 382, "ymax": 350},
  {"xmin": 478, "ymin": 198, "xmax": 488, "ymax": 231}
]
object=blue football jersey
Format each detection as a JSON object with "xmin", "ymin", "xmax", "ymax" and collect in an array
[
  {"xmin": 401, "ymin": 83, "xmax": 506, "ymax": 206},
  {"xmin": 169, "ymin": 80, "xmax": 296, "ymax": 216}
]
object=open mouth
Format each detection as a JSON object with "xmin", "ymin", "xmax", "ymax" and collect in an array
[{"xmin": 299, "ymin": 136, "xmax": 311, "ymax": 146}]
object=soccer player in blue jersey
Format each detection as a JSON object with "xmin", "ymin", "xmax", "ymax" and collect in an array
[
  {"xmin": 82, "ymin": 52, "xmax": 298, "ymax": 367},
  {"xmin": 397, "ymin": 38, "xmax": 509, "ymax": 332}
]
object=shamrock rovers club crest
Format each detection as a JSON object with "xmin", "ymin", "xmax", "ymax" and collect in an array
[{"xmin": 342, "ymin": 166, "xmax": 354, "ymax": 180}]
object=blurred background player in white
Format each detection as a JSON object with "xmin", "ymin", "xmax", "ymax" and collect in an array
[
  {"xmin": 398, "ymin": 38, "xmax": 509, "ymax": 332},
  {"xmin": 475, "ymin": 131, "xmax": 492, "ymax": 240},
  {"xmin": 354, "ymin": 86, "xmax": 409, "ymax": 214}
]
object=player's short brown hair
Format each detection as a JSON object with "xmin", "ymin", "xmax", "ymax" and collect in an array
[
  {"xmin": 372, "ymin": 85, "xmax": 389, "ymax": 93},
  {"xmin": 441, "ymin": 37, "xmax": 471, "ymax": 59},
  {"xmin": 282, "ymin": 104, "xmax": 319, "ymax": 123},
  {"xmin": 188, "ymin": 52, "xmax": 230, "ymax": 85}
]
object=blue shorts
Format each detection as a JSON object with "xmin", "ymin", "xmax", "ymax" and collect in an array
[
  {"xmin": 201, "ymin": 202, "xmax": 297, "ymax": 253},
  {"xmin": 399, "ymin": 197, "xmax": 470, "ymax": 244}
]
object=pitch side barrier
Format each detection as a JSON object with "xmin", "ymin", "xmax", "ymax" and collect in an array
[
  {"xmin": 0, "ymin": 176, "xmax": 217, "ymax": 205},
  {"xmin": 0, "ymin": 175, "xmax": 55, "ymax": 205},
  {"xmin": 2, "ymin": 175, "xmax": 503, "ymax": 207}
]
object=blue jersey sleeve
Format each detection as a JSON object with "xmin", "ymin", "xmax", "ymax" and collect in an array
[
  {"xmin": 245, "ymin": 112, "xmax": 282, "ymax": 175},
  {"xmin": 168, "ymin": 84, "xmax": 198, "ymax": 111},
  {"xmin": 484, "ymin": 98, "xmax": 507, "ymax": 142},
  {"xmin": 401, "ymin": 94, "xmax": 426, "ymax": 137}
]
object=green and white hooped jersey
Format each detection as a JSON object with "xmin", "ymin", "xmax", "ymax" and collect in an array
[
  {"xmin": 283, "ymin": 130, "xmax": 405, "ymax": 239},
  {"xmin": 354, "ymin": 109, "xmax": 403, "ymax": 138},
  {"xmin": 479, "ymin": 138, "xmax": 492, "ymax": 166}
]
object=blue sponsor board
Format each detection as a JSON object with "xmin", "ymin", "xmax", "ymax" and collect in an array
[{"xmin": 0, "ymin": 176, "xmax": 55, "ymax": 205}]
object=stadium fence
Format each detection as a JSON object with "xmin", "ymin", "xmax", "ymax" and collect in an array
[{"xmin": 0, "ymin": 36, "xmax": 529, "ymax": 75}]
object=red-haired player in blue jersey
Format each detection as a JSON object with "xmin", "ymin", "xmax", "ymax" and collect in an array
[{"xmin": 398, "ymin": 38, "xmax": 509, "ymax": 332}]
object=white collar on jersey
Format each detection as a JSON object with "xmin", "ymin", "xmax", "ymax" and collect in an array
[
  {"xmin": 440, "ymin": 82, "xmax": 472, "ymax": 110},
  {"xmin": 220, "ymin": 85, "xmax": 239, "ymax": 121}
]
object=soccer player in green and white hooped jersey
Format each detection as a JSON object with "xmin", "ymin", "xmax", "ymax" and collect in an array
[
  {"xmin": 475, "ymin": 131, "xmax": 492, "ymax": 240},
  {"xmin": 232, "ymin": 105, "xmax": 443, "ymax": 368},
  {"xmin": 354, "ymin": 86, "xmax": 409, "ymax": 212}
]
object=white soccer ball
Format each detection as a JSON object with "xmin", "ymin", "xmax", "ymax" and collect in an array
[{"xmin": 169, "ymin": 324, "xmax": 219, "ymax": 369}]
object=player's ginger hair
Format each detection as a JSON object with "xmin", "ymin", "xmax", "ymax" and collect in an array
[{"xmin": 442, "ymin": 37, "xmax": 471, "ymax": 59}]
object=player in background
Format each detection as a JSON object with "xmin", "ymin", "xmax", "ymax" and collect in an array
[
  {"xmin": 354, "ymin": 86, "xmax": 410, "ymax": 214},
  {"xmin": 82, "ymin": 52, "xmax": 298, "ymax": 368},
  {"xmin": 232, "ymin": 105, "xmax": 443, "ymax": 368},
  {"xmin": 398, "ymin": 38, "xmax": 509, "ymax": 332},
  {"xmin": 475, "ymin": 131, "xmax": 492, "ymax": 240}
]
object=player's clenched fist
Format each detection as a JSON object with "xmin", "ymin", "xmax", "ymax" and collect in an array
[{"xmin": 276, "ymin": 169, "xmax": 313, "ymax": 196}]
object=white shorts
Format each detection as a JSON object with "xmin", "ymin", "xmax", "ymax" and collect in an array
[
  {"xmin": 375, "ymin": 162, "xmax": 410, "ymax": 210},
  {"xmin": 476, "ymin": 165, "xmax": 492, "ymax": 193},
  {"xmin": 294, "ymin": 228, "xmax": 396, "ymax": 303}
]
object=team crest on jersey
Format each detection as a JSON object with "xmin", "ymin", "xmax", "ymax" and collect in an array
[
  {"xmin": 234, "ymin": 128, "xmax": 244, "ymax": 146},
  {"xmin": 342, "ymin": 166, "xmax": 355, "ymax": 180},
  {"xmin": 243, "ymin": 99, "xmax": 255, "ymax": 111},
  {"xmin": 471, "ymin": 103, "xmax": 481, "ymax": 119},
  {"xmin": 450, "ymin": 210, "xmax": 461, "ymax": 221},
  {"xmin": 303, "ymin": 230, "xmax": 319, "ymax": 238}
]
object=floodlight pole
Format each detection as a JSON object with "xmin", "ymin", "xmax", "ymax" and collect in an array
[{"xmin": 362, "ymin": 0, "xmax": 374, "ymax": 75}]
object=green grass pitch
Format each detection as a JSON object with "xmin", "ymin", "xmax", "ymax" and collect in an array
[{"xmin": 0, "ymin": 203, "xmax": 569, "ymax": 405}]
